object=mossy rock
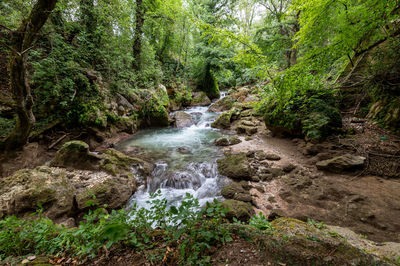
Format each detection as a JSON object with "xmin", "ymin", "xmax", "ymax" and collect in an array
[
  {"xmin": 229, "ymin": 136, "xmax": 242, "ymax": 145},
  {"xmin": 222, "ymin": 199, "xmax": 254, "ymax": 222},
  {"xmin": 208, "ymin": 96, "xmax": 235, "ymax": 112},
  {"xmin": 217, "ymin": 153, "xmax": 252, "ymax": 180},
  {"xmin": 75, "ymin": 175, "xmax": 137, "ymax": 210},
  {"xmin": 192, "ymin": 92, "xmax": 212, "ymax": 106},
  {"xmin": 50, "ymin": 141, "xmax": 102, "ymax": 170},
  {"xmin": 0, "ymin": 166, "xmax": 75, "ymax": 220},
  {"xmin": 221, "ymin": 182, "xmax": 245, "ymax": 199},
  {"xmin": 99, "ymin": 148, "xmax": 151, "ymax": 176},
  {"xmin": 211, "ymin": 112, "xmax": 232, "ymax": 129},
  {"xmin": 262, "ymin": 218, "xmax": 388, "ymax": 265}
]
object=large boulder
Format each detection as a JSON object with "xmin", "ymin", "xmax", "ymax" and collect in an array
[
  {"xmin": 217, "ymin": 153, "xmax": 252, "ymax": 180},
  {"xmin": 316, "ymin": 153, "xmax": 366, "ymax": 173},
  {"xmin": 171, "ymin": 112, "xmax": 195, "ymax": 128},
  {"xmin": 0, "ymin": 166, "xmax": 137, "ymax": 222},
  {"xmin": 208, "ymin": 96, "xmax": 235, "ymax": 112},
  {"xmin": 222, "ymin": 199, "xmax": 254, "ymax": 222},
  {"xmin": 191, "ymin": 92, "xmax": 211, "ymax": 106},
  {"xmin": 0, "ymin": 146, "xmax": 151, "ymax": 224},
  {"xmin": 49, "ymin": 141, "xmax": 102, "ymax": 170}
]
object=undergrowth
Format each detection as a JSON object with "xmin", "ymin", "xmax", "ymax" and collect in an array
[{"xmin": 0, "ymin": 193, "xmax": 271, "ymax": 265}]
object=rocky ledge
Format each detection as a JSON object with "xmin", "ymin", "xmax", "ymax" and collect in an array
[{"xmin": 0, "ymin": 141, "xmax": 152, "ymax": 226}]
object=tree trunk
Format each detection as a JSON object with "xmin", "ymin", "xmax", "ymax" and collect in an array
[
  {"xmin": 2, "ymin": 0, "xmax": 58, "ymax": 151},
  {"xmin": 133, "ymin": 0, "xmax": 145, "ymax": 72}
]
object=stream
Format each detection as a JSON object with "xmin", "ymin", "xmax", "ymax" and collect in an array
[{"xmin": 117, "ymin": 94, "xmax": 230, "ymax": 209}]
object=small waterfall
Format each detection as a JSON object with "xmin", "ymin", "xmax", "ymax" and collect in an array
[{"xmin": 121, "ymin": 98, "xmax": 230, "ymax": 210}]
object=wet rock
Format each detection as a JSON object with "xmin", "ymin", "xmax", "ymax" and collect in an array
[
  {"xmin": 176, "ymin": 147, "xmax": 192, "ymax": 154},
  {"xmin": 270, "ymin": 168, "xmax": 284, "ymax": 178},
  {"xmin": 217, "ymin": 153, "xmax": 252, "ymax": 180},
  {"xmin": 214, "ymin": 137, "xmax": 230, "ymax": 146},
  {"xmin": 222, "ymin": 200, "xmax": 255, "ymax": 222},
  {"xmin": 229, "ymin": 136, "xmax": 242, "ymax": 145},
  {"xmin": 211, "ymin": 112, "xmax": 232, "ymax": 129},
  {"xmin": 316, "ymin": 153, "xmax": 366, "ymax": 173},
  {"xmin": 208, "ymin": 96, "xmax": 235, "ymax": 112},
  {"xmin": 191, "ymin": 92, "xmax": 211, "ymax": 106},
  {"xmin": 171, "ymin": 112, "xmax": 195, "ymax": 128},
  {"xmin": 50, "ymin": 141, "xmax": 102, "ymax": 170}
]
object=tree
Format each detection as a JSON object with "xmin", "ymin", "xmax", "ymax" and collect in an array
[{"xmin": 0, "ymin": 0, "xmax": 58, "ymax": 150}]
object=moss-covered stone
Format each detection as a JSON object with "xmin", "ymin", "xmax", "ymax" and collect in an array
[
  {"xmin": 214, "ymin": 137, "xmax": 230, "ymax": 146},
  {"xmin": 217, "ymin": 153, "xmax": 252, "ymax": 180},
  {"xmin": 222, "ymin": 199, "xmax": 254, "ymax": 222},
  {"xmin": 211, "ymin": 112, "xmax": 232, "ymax": 129},
  {"xmin": 229, "ymin": 136, "xmax": 242, "ymax": 145},
  {"xmin": 221, "ymin": 182, "xmax": 245, "ymax": 199},
  {"xmin": 208, "ymin": 96, "xmax": 235, "ymax": 112},
  {"xmin": 49, "ymin": 141, "xmax": 102, "ymax": 170},
  {"xmin": 192, "ymin": 92, "xmax": 212, "ymax": 106}
]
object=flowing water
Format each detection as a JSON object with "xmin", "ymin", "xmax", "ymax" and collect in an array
[{"xmin": 117, "ymin": 94, "xmax": 229, "ymax": 209}]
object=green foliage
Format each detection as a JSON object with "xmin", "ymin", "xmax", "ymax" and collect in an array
[
  {"xmin": 258, "ymin": 66, "xmax": 342, "ymax": 140},
  {"xmin": 0, "ymin": 193, "xmax": 232, "ymax": 265},
  {"xmin": 249, "ymin": 213, "xmax": 272, "ymax": 232},
  {"xmin": 307, "ymin": 218, "xmax": 325, "ymax": 229}
]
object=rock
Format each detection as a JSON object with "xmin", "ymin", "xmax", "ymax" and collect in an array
[
  {"xmin": 302, "ymin": 142, "xmax": 321, "ymax": 156},
  {"xmin": 268, "ymin": 209, "xmax": 285, "ymax": 221},
  {"xmin": 236, "ymin": 124, "xmax": 257, "ymax": 136},
  {"xmin": 270, "ymin": 168, "xmax": 284, "ymax": 177},
  {"xmin": 208, "ymin": 96, "xmax": 235, "ymax": 112},
  {"xmin": 229, "ymin": 136, "xmax": 242, "ymax": 145},
  {"xmin": 240, "ymin": 109, "xmax": 255, "ymax": 117},
  {"xmin": 245, "ymin": 136, "xmax": 253, "ymax": 141},
  {"xmin": 217, "ymin": 153, "xmax": 252, "ymax": 180},
  {"xmin": 176, "ymin": 147, "xmax": 192, "ymax": 154},
  {"xmin": 251, "ymin": 176, "xmax": 260, "ymax": 182},
  {"xmin": 221, "ymin": 182, "xmax": 252, "ymax": 202},
  {"xmin": 222, "ymin": 200, "xmax": 255, "ymax": 222},
  {"xmin": 171, "ymin": 112, "xmax": 195, "ymax": 128},
  {"xmin": 316, "ymin": 153, "xmax": 366, "ymax": 173},
  {"xmin": 191, "ymin": 92, "xmax": 211, "ymax": 106},
  {"xmin": 0, "ymin": 148, "xmax": 149, "ymax": 222},
  {"xmin": 49, "ymin": 141, "xmax": 102, "ymax": 170},
  {"xmin": 234, "ymin": 193, "xmax": 253, "ymax": 202},
  {"xmin": 221, "ymin": 182, "xmax": 245, "ymax": 198},
  {"xmin": 211, "ymin": 112, "xmax": 232, "ymax": 129},
  {"xmin": 282, "ymin": 163, "xmax": 296, "ymax": 173},
  {"xmin": 214, "ymin": 137, "xmax": 230, "ymax": 146},
  {"xmin": 265, "ymin": 153, "xmax": 281, "ymax": 161}
]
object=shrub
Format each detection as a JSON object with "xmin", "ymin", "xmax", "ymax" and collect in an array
[
  {"xmin": 0, "ymin": 193, "xmax": 232, "ymax": 265},
  {"xmin": 258, "ymin": 67, "xmax": 342, "ymax": 141}
]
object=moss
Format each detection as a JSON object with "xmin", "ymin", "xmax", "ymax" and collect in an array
[
  {"xmin": 222, "ymin": 200, "xmax": 254, "ymax": 222},
  {"xmin": 217, "ymin": 153, "xmax": 252, "ymax": 180},
  {"xmin": 211, "ymin": 112, "xmax": 232, "ymax": 129}
]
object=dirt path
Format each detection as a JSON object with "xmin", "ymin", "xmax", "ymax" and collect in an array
[{"xmin": 224, "ymin": 122, "xmax": 400, "ymax": 243}]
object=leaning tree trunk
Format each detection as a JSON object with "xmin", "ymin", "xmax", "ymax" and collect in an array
[
  {"xmin": 3, "ymin": 0, "xmax": 58, "ymax": 151},
  {"xmin": 133, "ymin": 0, "xmax": 144, "ymax": 72}
]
